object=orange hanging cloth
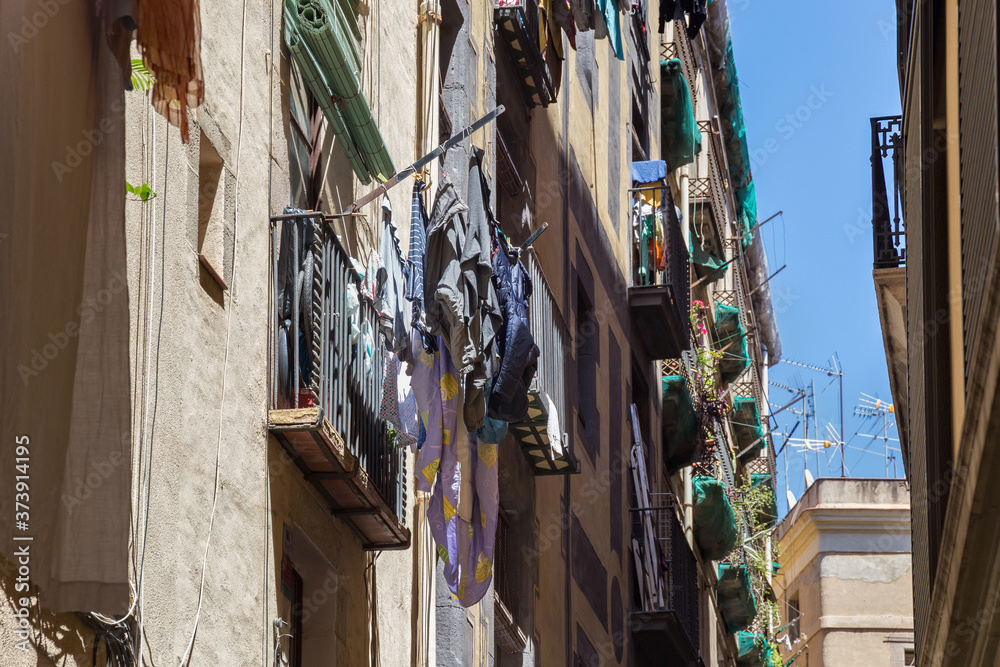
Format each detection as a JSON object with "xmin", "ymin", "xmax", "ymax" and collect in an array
[{"xmin": 135, "ymin": 0, "xmax": 204, "ymax": 142}]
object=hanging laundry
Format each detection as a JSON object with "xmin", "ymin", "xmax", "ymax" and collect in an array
[
  {"xmin": 423, "ymin": 151, "xmax": 501, "ymax": 432},
  {"xmin": 595, "ymin": 0, "xmax": 624, "ymax": 60},
  {"xmin": 571, "ymin": 0, "xmax": 597, "ymax": 31},
  {"xmin": 464, "ymin": 149, "xmax": 504, "ymax": 431},
  {"xmin": 659, "ymin": 0, "xmax": 707, "ymax": 39},
  {"xmin": 378, "ymin": 197, "xmax": 411, "ymax": 354},
  {"xmin": 345, "ymin": 282, "xmax": 361, "ymax": 344},
  {"xmin": 397, "ymin": 357, "xmax": 420, "ymax": 451},
  {"xmin": 549, "ymin": 0, "xmax": 577, "ymax": 50},
  {"xmin": 407, "ymin": 179, "xmax": 429, "ymax": 335},
  {"xmin": 474, "ymin": 377, "xmax": 509, "ymax": 445},
  {"xmin": 633, "ymin": 198, "xmax": 663, "ymax": 285},
  {"xmin": 134, "ymin": 0, "xmax": 204, "ymax": 142},
  {"xmin": 410, "ymin": 335, "xmax": 499, "ymax": 607},
  {"xmin": 379, "ymin": 353, "xmax": 418, "ymax": 450},
  {"xmin": 364, "ymin": 248, "xmax": 384, "ymax": 305},
  {"xmin": 488, "ymin": 251, "xmax": 540, "ymax": 423}
]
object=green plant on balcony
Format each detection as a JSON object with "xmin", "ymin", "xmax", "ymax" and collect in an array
[
  {"xmin": 689, "ymin": 300, "xmax": 730, "ymax": 449},
  {"xmin": 729, "ymin": 474, "xmax": 782, "ymax": 661}
]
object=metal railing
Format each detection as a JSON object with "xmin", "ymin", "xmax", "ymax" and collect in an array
[
  {"xmin": 628, "ymin": 184, "xmax": 691, "ymax": 316},
  {"xmin": 495, "ymin": 0, "xmax": 540, "ymax": 51},
  {"xmin": 872, "ymin": 115, "xmax": 905, "ymax": 269},
  {"xmin": 631, "ymin": 495, "xmax": 700, "ymax": 649},
  {"xmin": 270, "ymin": 213, "xmax": 406, "ymax": 523},
  {"xmin": 525, "ymin": 250, "xmax": 569, "ymax": 446}
]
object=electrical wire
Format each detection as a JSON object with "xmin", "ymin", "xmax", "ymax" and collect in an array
[
  {"xmin": 137, "ymin": 111, "xmax": 168, "ymax": 665},
  {"xmin": 263, "ymin": 0, "xmax": 275, "ymax": 661}
]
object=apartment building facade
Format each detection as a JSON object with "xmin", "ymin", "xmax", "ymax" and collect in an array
[
  {"xmin": 872, "ymin": 0, "xmax": 1000, "ymax": 664},
  {"xmin": 774, "ymin": 479, "xmax": 914, "ymax": 667},
  {"xmin": 1, "ymin": 1, "xmax": 781, "ymax": 666}
]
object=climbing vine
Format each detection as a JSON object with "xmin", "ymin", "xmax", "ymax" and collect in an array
[
  {"xmin": 729, "ymin": 473, "xmax": 783, "ymax": 664},
  {"xmin": 688, "ymin": 300, "xmax": 729, "ymax": 446}
]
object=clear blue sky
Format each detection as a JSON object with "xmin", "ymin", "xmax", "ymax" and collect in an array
[{"xmin": 727, "ymin": 1, "xmax": 903, "ymax": 515}]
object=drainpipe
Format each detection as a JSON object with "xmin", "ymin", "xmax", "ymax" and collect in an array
[
  {"xmin": 683, "ymin": 467, "xmax": 693, "ymax": 548},
  {"xmin": 416, "ymin": 3, "xmax": 441, "ymax": 665},
  {"xmin": 679, "ymin": 165, "xmax": 690, "ymax": 253},
  {"xmin": 679, "ymin": 163, "xmax": 693, "ymax": 546}
]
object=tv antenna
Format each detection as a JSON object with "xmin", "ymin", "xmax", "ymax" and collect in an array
[
  {"xmin": 853, "ymin": 393, "xmax": 899, "ymax": 477},
  {"xmin": 781, "ymin": 355, "xmax": 845, "ymax": 477}
]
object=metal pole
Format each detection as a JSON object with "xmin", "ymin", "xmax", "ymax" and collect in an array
[
  {"xmin": 839, "ymin": 372, "xmax": 845, "ymax": 478},
  {"xmin": 884, "ymin": 411, "xmax": 889, "ymax": 477},
  {"xmin": 345, "ymin": 105, "xmax": 505, "ymax": 213}
]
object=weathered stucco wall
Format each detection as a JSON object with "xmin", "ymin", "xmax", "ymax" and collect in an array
[{"xmin": 776, "ymin": 479, "xmax": 914, "ymax": 667}]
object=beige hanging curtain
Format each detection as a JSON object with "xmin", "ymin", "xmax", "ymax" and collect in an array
[
  {"xmin": 135, "ymin": 0, "xmax": 204, "ymax": 142},
  {"xmin": 0, "ymin": 0, "xmax": 132, "ymax": 613}
]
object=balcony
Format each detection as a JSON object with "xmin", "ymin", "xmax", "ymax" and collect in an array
[
  {"xmin": 510, "ymin": 251, "xmax": 579, "ymax": 475},
  {"xmin": 268, "ymin": 212, "xmax": 409, "ymax": 550},
  {"xmin": 494, "ymin": 0, "xmax": 556, "ymax": 107},
  {"xmin": 628, "ymin": 161, "xmax": 692, "ymax": 360},
  {"xmin": 630, "ymin": 496, "xmax": 703, "ymax": 667},
  {"xmin": 871, "ymin": 116, "xmax": 905, "ymax": 270},
  {"xmin": 870, "ymin": 115, "xmax": 908, "ymax": 461}
]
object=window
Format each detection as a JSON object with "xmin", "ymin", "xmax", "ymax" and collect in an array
[
  {"xmin": 287, "ymin": 60, "xmax": 314, "ymax": 209},
  {"xmin": 282, "ymin": 526, "xmax": 340, "ymax": 665},
  {"xmin": 576, "ymin": 280, "xmax": 599, "ymax": 449},
  {"xmin": 197, "ymin": 129, "xmax": 228, "ymax": 291},
  {"xmin": 289, "ymin": 570, "xmax": 304, "ymax": 667},
  {"xmin": 495, "ymin": 511, "xmax": 511, "ymax": 611},
  {"xmin": 904, "ymin": 649, "xmax": 916, "ymax": 666},
  {"xmin": 787, "ymin": 593, "xmax": 801, "ymax": 642}
]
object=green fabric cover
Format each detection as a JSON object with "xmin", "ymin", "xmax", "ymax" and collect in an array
[
  {"xmin": 285, "ymin": 0, "xmax": 395, "ymax": 184},
  {"xmin": 714, "ymin": 303, "xmax": 750, "ymax": 384},
  {"xmin": 660, "ymin": 58, "xmax": 701, "ymax": 170},
  {"xmin": 752, "ymin": 473, "xmax": 778, "ymax": 528},
  {"xmin": 718, "ymin": 564, "xmax": 757, "ymax": 634},
  {"xmin": 662, "ymin": 376, "xmax": 699, "ymax": 473},
  {"xmin": 692, "ymin": 476, "xmax": 738, "ymax": 561},
  {"xmin": 733, "ymin": 397, "xmax": 765, "ymax": 464},
  {"xmin": 691, "ymin": 236, "xmax": 727, "ymax": 283},
  {"xmin": 736, "ymin": 632, "xmax": 772, "ymax": 667},
  {"xmin": 717, "ymin": 40, "xmax": 757, "ymax": 248}
]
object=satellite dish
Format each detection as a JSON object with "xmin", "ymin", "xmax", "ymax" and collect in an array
[
  {"xmin": 786, "ymin": 490, "xmax": 797, "ymax": 508},
  {"xmin": 804, "ymin": 469, "xmax": 815, "ymax": 488}
]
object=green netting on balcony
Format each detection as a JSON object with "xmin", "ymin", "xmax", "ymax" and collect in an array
[
  {"xmin": 660, "ymin": 58, "xmax": 701, "ymax": 170},
  {"xmin": 714, "ymin": 303, "xmax": 750, "ymax": 384},
  {"xmin": 717, "ymin": 39, "xmax": 757, "ymax": 248},
  {"xmin": 736, "ymin": 632, "xmax": 773, "ymax": 667},
  {"xmin": 284, "ymin": 0, "xmax": 395, "ymax": 184},
  {"xmin": 733, "ymin": 397, "xmax": 765, "ymax": 465},
  {"xmin": 691, "ymin": 237, "xmax": 727, "ymax": 283},
  {"xmin": 662, "ymin": 376, "xmax": 699, "ymax": 474},
  {"xmin": 693, "ymin": 476, "xmax": 737, "ymax": 561},
  {"xmin": 718, "ymin": 564, "xmax": 757, "ymax": 634},
  {"xmin": 752, "ymin": 473, "xmax": 778, "ymax": 528}
]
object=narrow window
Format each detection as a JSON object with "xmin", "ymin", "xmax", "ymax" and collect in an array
[
  {"xmin": 197, "ymin": 130, "xmax": 228, "ymax": 291},
  {"xmin": 289, "ymin": 569, "xmax": 304, "ymax": 667},
  {"xmin": 787, "ymin": 592, "xmax": 801, "ymax": 642},
  {"xmin": 576, "ymin": 282, "xmax": 599, "ymax": 448}
]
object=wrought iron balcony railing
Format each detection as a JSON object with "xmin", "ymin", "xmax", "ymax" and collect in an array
[
  {"xmin": 514, "ymin": 250, "xmax": 578, "ymax": 475},
  {"xmin": 268, "ymin": 212, "xmax": 409, "ymax": 550},
  {"xmin": 495, "ymin": 0, "xmax": 557, "ymax": 107},
  {"xmin": 630, "ymin": 495, "xmax": 701, "ymax": 664},
  {"xmin": 628, "ymin": 168, "xmax": 692, "ymax": 360},
  {"xmin": 872, "ymin": 115, "xmax": 905, "ymax": 269}
]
